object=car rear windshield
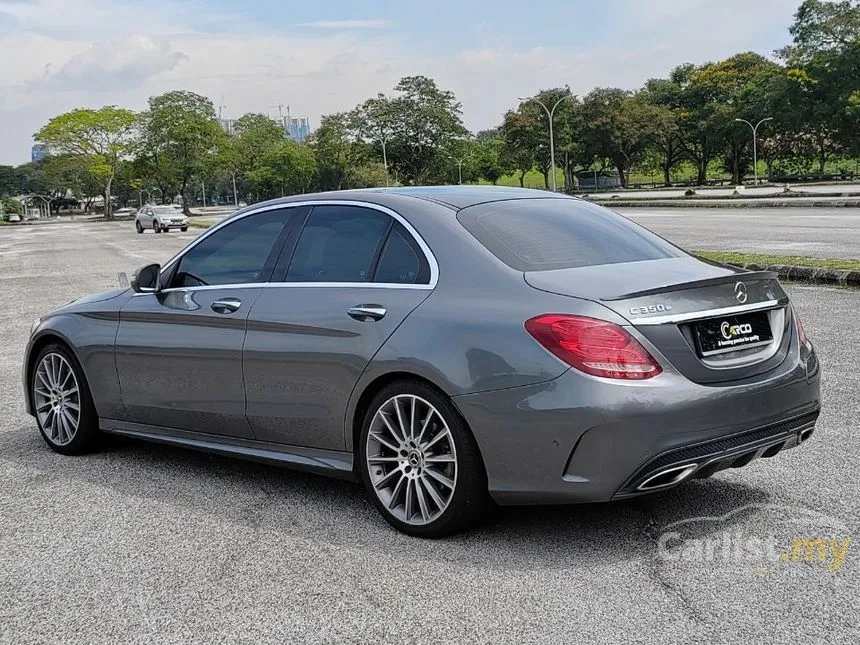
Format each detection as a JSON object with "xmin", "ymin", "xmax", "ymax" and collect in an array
[{"xmin": 456, "ymin": 198, "xmax": 684, "ymax": 272}]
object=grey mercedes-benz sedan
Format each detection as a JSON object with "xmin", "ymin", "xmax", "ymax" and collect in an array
[{"xmin": 23, "ymin": 187, "xmax": 821, "ymax": 537}]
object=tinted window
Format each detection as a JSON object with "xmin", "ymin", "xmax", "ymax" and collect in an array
[
  {"xmin": 457, "ymin": 198, "xmax": 683, "ymax": 272},
  {"xmin": 286, "ymin": 206, "xmax": 389, "ymax": 282},
  {"xmin": 374, "ymin": 223, "xmax": 429, "ymax": 284},
  {"xmin": 170, "ymin": 210, "xmax": 287, "ymax": 287}
]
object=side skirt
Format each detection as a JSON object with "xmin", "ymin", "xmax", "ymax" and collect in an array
[{"xmin": 100, "ymin": 419, "xmax": 357, "ymax": 481}]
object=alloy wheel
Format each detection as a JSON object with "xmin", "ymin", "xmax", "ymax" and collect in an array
[
  {"xmin": 33, "ymin": 353, "xmax": 81, "ymax": 446},
  {"xmin": 366, "ymin": 394, "xmax": 458, "ymax": 526}
]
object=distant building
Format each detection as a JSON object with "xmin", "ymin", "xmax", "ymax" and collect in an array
[
  {"xmin": 31, "ymin": 144, "xmax": 49, "ymax": 162},
  {"xmin": 218, "ymin": 112, "xmax": 312, "ymax": 142},
  {"xmin": 276, "ymin": 115, "xmax": 311, "ymax": 142}
]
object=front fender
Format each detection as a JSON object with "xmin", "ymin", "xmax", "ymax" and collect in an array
[{"xmin": 23, "ymin": 307, "xmax": 126, "ymax": 420}]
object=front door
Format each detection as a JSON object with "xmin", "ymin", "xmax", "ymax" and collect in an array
[
  {"xmin": 115, "ymin": 207, "xmax": 294, "ymax": 436},
  {"xmin": 243, "ymin": 204, "xmax": 434, "ymax": 450}
]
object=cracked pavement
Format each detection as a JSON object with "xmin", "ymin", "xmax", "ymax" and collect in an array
[{"xmin": 0, "ymin": 221, "xmax": 858, "ymax": 644}]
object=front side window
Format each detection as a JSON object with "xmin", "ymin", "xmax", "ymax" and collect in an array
[
  {"xmin": 286, "ymin": 206, "xmax": 390, "ymax": 282},
  {"xmin": 170, "ymin": 210, "xmax": 287, "ymax": 288}
]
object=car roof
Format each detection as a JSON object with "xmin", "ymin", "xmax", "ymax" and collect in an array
[
  {"xmin": 374, "ymin": 186, "xmax": 573, "ymax": 209},
  {"xmin": 246, "ymin": 185, "xmax": 578, "ymax": 212}
]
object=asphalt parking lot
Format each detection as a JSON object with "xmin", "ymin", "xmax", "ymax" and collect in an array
[
  {"xmin": 619, "ymin": 207, "xmax": 860, "ymax": 259},
  {"xmin": 1, "ymin": 221, "xmax": 858, "ymax": 644}
]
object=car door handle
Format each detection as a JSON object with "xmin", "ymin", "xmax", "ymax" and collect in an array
[
  {"xmin": 347, "ymin": 305, "xmax": 386, "ymax": 322},
  {"xmin": 211, "ymin": 298, "xmax": 242, "ymax": 314}
]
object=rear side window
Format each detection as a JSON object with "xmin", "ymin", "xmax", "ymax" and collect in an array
[
  {"xmin": 373, "ymin": 223, "xmax": 430, "ymax": 285},
  {"xmin": 457, "ymin": 198, "xmax": 683, "ymax": 271},
  {"xmin": 286, "ymin": 205, "xmax": 390, "ymax": 282}
]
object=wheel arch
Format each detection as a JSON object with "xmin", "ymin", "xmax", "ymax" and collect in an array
[
  {"xmin": 24, "ymin": 329, "xmax": 74, "ymax": 411},
  {"xmin": 25, "ymin": 331, "xmax": 87, "ymax": 415},
  {"xmin": 346, "ymin": 371, "xmax": 483, "ymax": 470}
]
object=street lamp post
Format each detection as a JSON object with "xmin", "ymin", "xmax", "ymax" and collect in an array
[
  {"xmin": 518, "ymin": 93, "xmax": 575, "ymax": 191},
  {"xmin": 734, "ymin": 117, "xmax": 773, "ymax": 185},
  {"xmin": 231, "ymin": 171, "xmax": 239, "ymax": 207},
  {"xmin": 454, "ymin": 158, "xmax": 465, "ymax": 184},
  {"xmin": 381, "ymin": 138, "xmax": 389, "ymax": 187},
  {"xmin": 447, "ymin": 154, "xmax": 470, "ymax": 185}
]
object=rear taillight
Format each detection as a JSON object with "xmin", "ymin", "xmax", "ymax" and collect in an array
[
  {"xmin": 794, "ymin": 309, "xmax": 810, "ymax": 348},
  {"xmin": 525, "ymin": 314, "xmax": 662, "ymax": 380}
]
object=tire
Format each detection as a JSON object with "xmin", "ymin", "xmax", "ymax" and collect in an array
[
  {"xmin": 31, "ymin": 343, "xmax": 100, "ymax": 456},
  {"xmin": 135, "ymin": 221, "xmax": 143, "ymax": 234},
  {"xmin": 358, "ymin": 380, "xmax": 489, "ymax": 538},
  {"xmin": 180, "ymin": 226, "xmax": 188, "ymax": 232},
  {"xmin": 162, "ymin": 226, "xmax": 170, "ymax": 233},
  {"xmin": 153, "ymin": 221, "xmax": 161, "ymax": 234}
]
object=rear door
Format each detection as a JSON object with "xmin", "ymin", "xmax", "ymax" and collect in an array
[
  {"xmin": 243, "ymin": 203, "xmax": 434, "ymax": 450},
  {"xmin": 115, "ymin": 207, "xmax": 295, "ymax": 436},
  {"xmin": 137, "ymin": 208, "xmax": 153, "ymax": 227}
]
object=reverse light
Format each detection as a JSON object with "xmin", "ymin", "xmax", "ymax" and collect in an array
[{"xmin": 525, "ymin": 314, "xmax": 662, "ymax": 380}]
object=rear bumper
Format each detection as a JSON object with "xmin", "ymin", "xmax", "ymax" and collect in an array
[
  {"xmin": 453, "ymin": 346, "xmax": 821, "ymax": 505},
  {"xmin": 611, "ymin": 409, "xmax": 818, "ymax": 498}
]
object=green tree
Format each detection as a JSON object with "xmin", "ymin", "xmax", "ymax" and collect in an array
[
  {"xmin": 308, "ymin": 112, "xmax": 355, "ymax": 191},
  {"xmin": 245, "ymin": 139, "xmax": 315, "ymax": 199},
  {"xmin": 778, "ymin": 0, "xmax": 860, "ymax": 63},
  {"xmin": 692, "ymin": 53, "xmax": 783, "ymax": 183},
  {"xmin": 579, "ymin": 88, "xmax": 658, "ymax": 188},
  {"xmin": 642, "ymin": 78, "xmax": 685, "ymax": 185},
  {"xmin": 232, "ymin": 113, "xmax": 287, "ymax": 166},
  {"xmin": 471, "ymin": 133, "xmax": 505, "ymax": 185},
  {"xmin": 142, "ymin": 91, "xmax": 225, "ymax": 214},
  {"xmin": 34, "ymin": 106, "xmax": 137, "ymax": 218},
  {"xmin": 499, "ymin": 108, "xmax": 539, "ymax": 187},
  {"xmin": 354, "ymin": 94, "xmax": 395, "ymax": 185},
  {"xmin": 0, "ymin": 165, "xmax": 27, "ymax": 196},
  {"xmin": 387, "ymin": 76, "xmax": 469, "ymax": 184}
]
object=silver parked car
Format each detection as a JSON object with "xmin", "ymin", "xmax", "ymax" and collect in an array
[
  {"xmin": 135, "ymin": 205, "xmax": 189, "ymax": 233},
  {"xmin": 24, "ymin": 187, "xmax": 820, "ymax": 537}
]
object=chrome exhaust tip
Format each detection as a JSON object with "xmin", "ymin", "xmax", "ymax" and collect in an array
[
  {"xmin": 799, "ymin": 427, "xmax": 814, "ymax": 443},
  {"xmin": 637, "ymin": 463, "xmax": 698, "ymax": 491}
]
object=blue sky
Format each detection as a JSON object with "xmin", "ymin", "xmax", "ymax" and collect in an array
[{"xmin": 0, "ymin": 0, "xmax": 801, "ymax": 165}]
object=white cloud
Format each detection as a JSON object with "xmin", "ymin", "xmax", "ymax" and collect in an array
[
  {"xmin": 35, "ymin": 35, "xmax": 188, "ymax": 91},
  {"xmin": 295, "ymin": 19, "xmax": 393, "ymax": 30}
]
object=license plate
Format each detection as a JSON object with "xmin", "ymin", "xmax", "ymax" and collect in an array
[{"xmin": 694, "ymin": 311, "xmax": 773, "ymax": 356}]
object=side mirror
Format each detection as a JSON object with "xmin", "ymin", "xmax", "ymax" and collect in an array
[{"xmin": 131, "ymin": 263, "xmax": 162, "ymax": 293}]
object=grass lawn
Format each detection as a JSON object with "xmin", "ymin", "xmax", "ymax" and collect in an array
[
  {"xmin": 187, "ymin": 219, "xmax": 217, "ymax": 229},
  {"xmin": 696, "ymin": 251, "xmax": 860, "ymax": 272}
]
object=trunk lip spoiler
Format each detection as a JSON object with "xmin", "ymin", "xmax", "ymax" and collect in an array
[{"xmin": 600, "ymin": 271, "xmax": 779, "ymax": 302}]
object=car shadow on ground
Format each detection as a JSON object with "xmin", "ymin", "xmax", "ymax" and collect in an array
[{"xmin": 4, "ymin": 426, "xmax": 778, "ymax": 570}]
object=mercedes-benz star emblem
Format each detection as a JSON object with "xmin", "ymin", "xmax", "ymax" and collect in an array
[{"xmin": 734, "ymin": 281, "xmax": 748, "ymax": 304}]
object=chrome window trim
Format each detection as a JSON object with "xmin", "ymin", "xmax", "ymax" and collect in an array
[
  {"xmin": 144, "ymin": 282, "xmax": 434, "ymax": 295},
  {"xmin": 158, "ymin": 199, "xmax": 439, "ymax": 289},
  {"xmin": 630, "ymin": 299, "xmax": 783, "ymax": 326}
]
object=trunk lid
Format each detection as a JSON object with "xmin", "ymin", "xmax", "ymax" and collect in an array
[{"xmin": 525, "ymin": 257, "xmax": 792, "ymax": 384}]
